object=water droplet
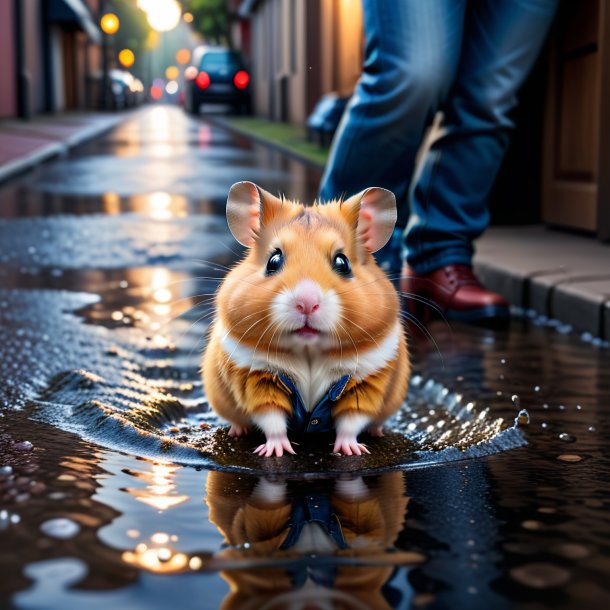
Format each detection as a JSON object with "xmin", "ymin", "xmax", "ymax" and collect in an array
[
  {"xmin": 558, "ymin": 433, "xmax": 576, "ymax": 443},
  {"xmin": 512, "ymin": 394, "xmax": 520, "ymax": 407},
  {"xmin": 541, "ymin": 422, "xmax": 549, "ymax": 429},
  {"xmin": 189, "ymin": 556, "xmax": 203, "ymax": 570},
  {"xmin": 40, "ymin": 518, "xmax": 80, "ymax": 539},
  {"xmin": 500, "ymin": 359, "xmax": 506, "ymax": 364},
  {"xmin": 534, "ymin": 386, "xmax": 541, "ymax": 392},
  {"xmin": 576, "ymin": 405, "xmax": 583, "ymax": 411},
  {"xmin": 587, "ymin": 426, "xmax": 596, "ymax": 433}
]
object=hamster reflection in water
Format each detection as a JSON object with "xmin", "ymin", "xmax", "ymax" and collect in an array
[
  {"xmin": 206, "ymin": 471, "xmax": 412, "ymax": 610},
  {"xmin": 203, "ymin": 182, "xmax": 410, "ymax": 456}
]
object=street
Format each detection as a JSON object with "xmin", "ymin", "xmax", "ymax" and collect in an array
[{"xmin": 1, "ymin": 106, "xmax": 610, "ymax": 609}]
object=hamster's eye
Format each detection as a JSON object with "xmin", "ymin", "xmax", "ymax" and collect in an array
[
  {"xmin": 332, "ymin": 253, "xmax": 352, "ymax": 277},
  {"xmin": 265, "ymin": 249, "xmax": 284, "ymax": 275}
]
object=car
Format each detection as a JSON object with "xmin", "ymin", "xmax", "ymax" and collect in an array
[{"xmin": 185, "ymin": 46, "xmax": 251, "ymax": 115}]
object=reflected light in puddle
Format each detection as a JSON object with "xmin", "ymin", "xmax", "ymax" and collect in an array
[
  {"xmin": 102, "ymin": 192, "xmax": 121, "ymax": 215},
  {"xmin": 122, "ymin": 544, "xmax": 189, "ymax": 573},
  {"xmin": 144, "ymin": 192, "xmax": 188, "ymax": 219},
  {"xmin": 150, "ymin": 268, "xmax": 174, "ymax": 317},
  {"xmin": 198, "ymin": 125, "xmax": 212, "ymax": 147},
  {"xmin": 148, "ymin": 192, "xmax": 172, "ymax": 220},
  {"xmin": 126, "ymin": 463, "xmax": 189, "ymax": 511}
]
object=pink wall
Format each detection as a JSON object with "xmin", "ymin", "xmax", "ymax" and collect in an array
[{"xmin": 0, "ymin": 1, "xmax": 17, "ymax": 118}]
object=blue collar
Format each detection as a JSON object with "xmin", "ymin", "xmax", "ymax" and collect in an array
[{"xmin": 276, "ymin": 372, "xmax": 351, "ymax": 435}]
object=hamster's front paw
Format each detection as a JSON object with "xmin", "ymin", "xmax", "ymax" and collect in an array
[
  {"xmin": 254, "ymin": 434, "xmax": 296, "ymax": 457},
  {"xmin": 333, "ymin": 433, "xmax": 370, "ymax": 456}
]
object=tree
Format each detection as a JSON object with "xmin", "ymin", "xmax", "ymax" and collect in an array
[{"xmin": 186, "ymin": 0, "xmax": 230, "ymax": 46}]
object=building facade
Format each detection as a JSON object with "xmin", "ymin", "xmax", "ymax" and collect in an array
[
  {"xmin": 238, "ymin": 0, "xmax": 363, "ymax": 125},
  {"xmin": 0, "ymin": 0, "xmax": 102, "ymax": 120}
]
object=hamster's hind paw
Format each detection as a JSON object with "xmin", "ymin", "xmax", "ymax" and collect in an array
[
  {"xmin": 366, "ymin": 425, "xmax": 384, "ymax": 437},
  {"xmin": 253, "ymin": 435, "xmax": 296, "ymax": 457},
  {"xmin": 228, "ymin": 424, "xmax": 250, "ymax": 437},
  {"xmin": 333, "ymin": 434, "xmax": 370, "ymax": 456}
]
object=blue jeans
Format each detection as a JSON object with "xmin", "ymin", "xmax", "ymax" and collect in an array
[{"xmin": 319, "ymin": 0, "xmax": 558, "ymax": 274}]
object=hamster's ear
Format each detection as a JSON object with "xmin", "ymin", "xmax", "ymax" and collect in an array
[
  {"xmin": 226, "ymin": 181, "xmax": 283, "ymax": 247},
  {"xmin": 343, "ymin": 187, "xmax": 397, "ymax": 253}
]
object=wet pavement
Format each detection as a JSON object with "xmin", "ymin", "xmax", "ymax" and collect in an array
[{"xmin": 1, "ymin": 105, "xmax": 610, "ymax": 609}]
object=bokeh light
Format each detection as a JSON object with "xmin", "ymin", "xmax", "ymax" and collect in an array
[
  {"xmin": 183, "ymin": 12, "xmax": 194, "ymax": 23},
  {"xmin": 184, "ymin": 66, "xmax": 198, "ymax": 80},
  {"xmin": 143, "ymin": 0, "xmax": 181, "ymax": 32},
  {"xmin": 165, "ymin": 66, "xmax": 180, "ymax": 81},
  {"xmin": 176, "ymin": 49, "xmax": 191, "ymax": 65},
  {"xmin": 165, "ymin": 81, "xmax": 179, "ymax": 95},
  {"xmin": 100, "ymin": 13, "xmax": 120, "ymax": 35},
  {"xmin": 150, "ymin": 86, "xmax": 163, "ymax": 100},
  {"xmin": 118, "ymin": 49, "xmax": 135, "ymax": 68}
]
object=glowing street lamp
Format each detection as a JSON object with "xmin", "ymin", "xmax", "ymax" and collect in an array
[
  {"xmin": 143, "ymin": 0, "xmax": 181, "ymax": 32},
  {"xmin": 100, "ymin": 13, "xmax": 120, "ymax": 35},
  {"xmin": 118, "ymin": 49, "xmax": 135, "ymax": 68}
]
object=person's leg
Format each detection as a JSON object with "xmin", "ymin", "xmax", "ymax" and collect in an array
[
  {"xmin": 405, "ymin": 0, "xmax": 559, "ymax": 274},
  {"xmin": 319, "ymin": 0, "xmax": 466, "ymax": 218}
]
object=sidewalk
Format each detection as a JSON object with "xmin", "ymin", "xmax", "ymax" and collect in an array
[
  {"xmin": 0, "ymin": 111, "xmax": 131, "ymax": 184},
  {"xmin": 475, "ymin": 226, "xmax": 610, "ymax": 340}
]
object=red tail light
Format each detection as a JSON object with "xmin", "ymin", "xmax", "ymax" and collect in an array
[
  {"xmin": 233, "ymin": 70, "xmax": 249, "ymax": 90},
  {"xmin": 196, "ymin": 71, "xmax": 211, "ymax": 89}
]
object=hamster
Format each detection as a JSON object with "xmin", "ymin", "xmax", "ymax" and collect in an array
[{"xmin": 202, "ymin": 181, "xmax": 410, "ymax": 457}]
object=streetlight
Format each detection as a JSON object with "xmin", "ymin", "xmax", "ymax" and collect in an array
[
  {"xmin": 100, "ymin": 13, "xmax": 120, "ymax": 110},
  {"xmin": 143, "ymin": 0, "xmax": 181, "ymax": 32},
  {"xmin": 100, "ymin": 13, "xmax": 120, "ymax": 35},
  {"xmin": 119, "ymin": 49, "xmax": 136, "ymax": 69}
]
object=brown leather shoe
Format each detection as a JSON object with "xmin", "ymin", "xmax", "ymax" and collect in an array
[{"xmin": 400, "ymin": 264, "xmax": 510, "ymax": 324}]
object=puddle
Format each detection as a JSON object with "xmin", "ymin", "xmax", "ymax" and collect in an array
[
  {"xmin": 2, "ymin": 107, "xmax": 610, "ymax": 609},
  {"xmin": 0, "ymin": 285, "xmax": 525, "ymax": 477}
]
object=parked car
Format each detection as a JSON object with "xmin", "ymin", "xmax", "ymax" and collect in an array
[
  {"xmin": 108, "ymin": 70, "xmax": 143, "ymax": 110},
  {"xmin": 185, "ymin": 46, "xmax": 251, "ymax": 115}
]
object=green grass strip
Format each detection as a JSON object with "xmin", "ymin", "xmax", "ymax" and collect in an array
[{"xmin": 224, "ymin": 117, "xmax": 329, "ymax": 167}]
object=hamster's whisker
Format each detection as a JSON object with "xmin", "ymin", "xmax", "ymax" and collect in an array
[
  {"xmin": 228, "ymin": 313, "xmax": 275, "ymax": 363},
  {"xmin": 192, "ymin": 258, "xmax": 235, "ymax": 271},
  {"xmin": 223, "ymin": 308, "xmax": 273, "ymax": 343},
  {"xmin": 336, "ymin": 275, "xmax": 391, "ymax": 296},
  {"xmin": 250, "ymin": 319, "xmax": 280, "ymax": 370},
  {"xmin": 394, "ymin": 290, "xmax": 449, "ymax": 322},
  {"xmin": 336, "ymin": 318, "xmax": 359, "ymax": 371},
  {"xmin": 266, "ymin": 319, "xmax": 285, "ymax": 369},
  {"xmin": 233, "ymin": 276, "xmax": 283, "ymax": 296},
  {"xmin": 338, "ymin": 313, "xmax": 381, "ymax": 350}
]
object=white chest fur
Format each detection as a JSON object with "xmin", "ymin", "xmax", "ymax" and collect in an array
[{"xmin": 217, "ymin": 322, "xmax": 400, "ymax": 410}]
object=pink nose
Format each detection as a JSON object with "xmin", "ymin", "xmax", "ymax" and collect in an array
[{"xmin": 294, "ymin": 280, "xmax": 321, "ymax": 316}]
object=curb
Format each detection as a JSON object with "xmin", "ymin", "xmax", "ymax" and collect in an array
[
  {"xmin": 0, "ymin": 113, "xmax": 129, "ymax": 185},
  {"xmin": 205, "ymin": 115, "xmax": 326, "ymax": 170}
]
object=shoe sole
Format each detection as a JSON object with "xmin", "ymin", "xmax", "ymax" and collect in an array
[
  {"xmin": 444, "ymin": 304, "xmax": 511, "ymax": 326},
  {"xmin": 404, "ymin": 298, "xmax": 510, "ymax": 328}
]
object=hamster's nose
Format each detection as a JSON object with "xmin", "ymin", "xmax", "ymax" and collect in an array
[{"xmin": 293, "ymin": 280, "xmax": 322, "ymax": 316}]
